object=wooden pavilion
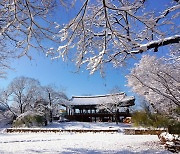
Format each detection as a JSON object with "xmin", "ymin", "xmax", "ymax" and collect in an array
[{"xmin": 65, "ymin": 93, "xmax": 135, "ymax": 122}]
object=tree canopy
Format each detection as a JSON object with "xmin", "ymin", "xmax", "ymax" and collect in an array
[
  {"xmin": 47, "ymin": 0, "xmax": 180, "ymax": 74},
  {"xmin": 127, "ymin": 54, "xmax": 180, "ymax": 114},
  {"xmin": 0, "ymin": 0, "xmax": 179, "ymax": 76},
  {"xmin": 0, "ymin": 76, "xmax": 68, "ymax": 121},
  {"xmin": 0, "ymin": 0, "xmax": 59, "ymax": 77}
]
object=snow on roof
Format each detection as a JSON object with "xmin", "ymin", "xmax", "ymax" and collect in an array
[{"xmin": 69, "ymin": 93, "xmax": 135, "ymax": 107}]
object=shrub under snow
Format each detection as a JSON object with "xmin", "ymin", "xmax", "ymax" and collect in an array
[
  {"xmin": 159, "ymin": 132, "xmax": 180, "ymax": 153},
  {"xmin": 13, "ymin": 111, "xmax": 46, "ymax": 128}
]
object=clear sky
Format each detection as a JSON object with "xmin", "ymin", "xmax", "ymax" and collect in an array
[
  {"xmin": 0, "ymin": 0, "xmax": 171, "ymax": 101},
  {"xmin": 0, "ymin": 51, "xmax": 135, "ymax": 98}
]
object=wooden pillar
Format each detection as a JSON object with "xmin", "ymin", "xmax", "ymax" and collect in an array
[
  {"xmin": 81, "ymin": 108, "xmax": 83, "ymax": 121},
  {"xmin": 69, "ymin": 109, "xmax": 71, "ymax": 115},
  {"xmin": 66, "ymin": 107, "xmax": 68, "ymax": 115},
  {"xmin": 117, "ymin": 109, "xmax": 120, "ymax": 123},
  {"xmin": 95, "ymin": 109, "xmax": 96, "ymax": 122},
  {"xmin": 90, "ymin": 108, "xmax": 92, "ymax": 122},
  {"xmin": 112, "ymin": 115, "xmax": 114, "ymax": 122}
]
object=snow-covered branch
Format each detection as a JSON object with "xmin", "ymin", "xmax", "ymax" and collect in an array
[
  {"xmin": 127, "ymin": 55, "xmax": 180, "ymax": 114},
  {"xmin": 131, "ymin": 35, "xmax": 180, "ymax": 54},
  {"xmin": 47, "ymin": 0, "xmax": 180, "ymax": 74},
  {"xmin": 0, "ymin": 77, "xmax": 69, "ymax": 122},
  {"xmin": 0, "ymin": 0, "xmax": 61, "ymax": 77}
]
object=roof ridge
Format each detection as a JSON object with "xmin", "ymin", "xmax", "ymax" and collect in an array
[{"xmin": 71, "ymin": 92, "xmax": 125, "ymax": 98}]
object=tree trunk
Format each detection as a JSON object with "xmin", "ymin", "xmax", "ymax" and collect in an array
[
  {"xmin": 115, "ymin": 109, "xmax": 120, "ymax": 124},
  {"xmin": 49, "ymin": 92, "xmax": 52, "ymax": 123}
]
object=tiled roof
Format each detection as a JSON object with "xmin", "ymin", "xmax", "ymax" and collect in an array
[{"xmin": 69, "ymin": 93, "xmax": 135, "ymax": 107}]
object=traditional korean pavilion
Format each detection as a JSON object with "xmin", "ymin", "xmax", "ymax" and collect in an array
[{"xmin": 65, "ymin": 92, "xmax": 135, "ymax": 122}]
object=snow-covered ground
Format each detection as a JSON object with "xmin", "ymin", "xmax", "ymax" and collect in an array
[
  {"xmin": 0, "ymin": 122, "xmax": 171, "ymax": 154},
  {"xmin": 46, "ymin": 121, "xmax": 132, "ymax": 131}
]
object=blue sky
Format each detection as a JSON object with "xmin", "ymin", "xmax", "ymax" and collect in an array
[
  {"xmin": 0, "ymin": 51, "xmax": 134, "ymax": 98},
  {"xmin": 0, "ymin": 45, "xmax": 166, "ymax": 103},
  {"xmin": 0, "ymin": 0, "xmax": 171, "ymax": 102}
]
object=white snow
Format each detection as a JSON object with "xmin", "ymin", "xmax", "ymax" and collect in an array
[
  {"xmin": 0, "ymin": 133, "xmax": 170, "ymax": 154},
  {"xmin": 131, "ymin": 35, "xmax": 180, "ymax": 54},
  {"xmin": 159, "ymin": 132, "xmax": 175, "ymax": 142},
  {"xmin": 0, "ymin": 115, "xmax": 11, "ymax": 133},
  {"xmin": 159, "ymin": 132, "xmax": 179, "ymax": 142},
  {"xmin": 46, "ymin": 122, "xmax": 131, "ymax": 131},
  {"xmin": 0, "ymin": 122, "xmax": 171, "ymax": 154}
]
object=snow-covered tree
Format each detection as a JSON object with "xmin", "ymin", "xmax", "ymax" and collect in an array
[
  {"xmin": 127, "ymin": 54, "xmax": 180, "ymax": 114},
  {"xmin": 97, "ymin": 93, "xmax": 133, "ymax": 123},
  {"xmin": 40, "ymin": 85, "xmax": 69, "ymax": 122},
  {"xmin": 0, "ymin": 89, "xmax": 17, "ymax": 119},
  {"xmin": 1, "ymin": 1, "xmax": 179, "ymax": 76},
  {"xmin": 0, "ymin": 0, "xmax": 63, "ymax": 77},
  {"xmin": 98, "ymin": 93, "xmax": 125, "ymax": 112},
  {"xmin": 0, "ymin": 77, "xmax": 69, "ymax": 124},
  {"xmin": 47, "ymin": 0, "xmax": 180, "ymax": 74},
  {"xmin": 7, "ymin": 77, "xmax": 41, "ymax": 115},
  {"xmin": 0, "ymin": 51, "xmax": 11, "ymax": 78}
]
